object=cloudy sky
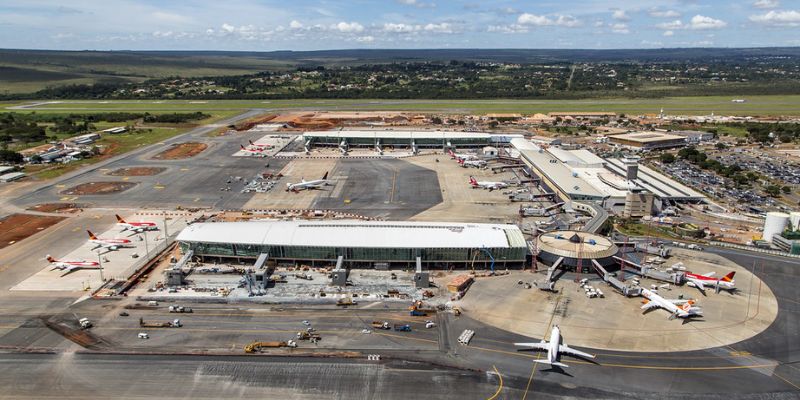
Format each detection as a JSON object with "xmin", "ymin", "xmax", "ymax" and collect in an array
[{"xmin": 1, "ymin": 0, "xmax": 799, "ymax": 50}]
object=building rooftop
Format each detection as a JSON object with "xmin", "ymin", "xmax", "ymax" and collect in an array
[
  {"xmin": 518, "ymin": 147, "xmax": 606, "ymax": 199},
  {"xmin": 538, "ymin": 230, "xmax": 618, "ymax": 259},
  {"xmin": 608, "ymin": 132, "xmax": 686, "ymax": 143},
  {"xmin": 605, "ymin": 159, "xmax": 706, "ymax": 200},
  {"xmin": 303, "ymin": 130, "xmax": 492, "ymax": 140},
  {"xmin": 177, "ymin": 220, "xmax": 526, "ymax": 249}
]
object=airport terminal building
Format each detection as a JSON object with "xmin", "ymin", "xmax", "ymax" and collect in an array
[
  {"xmin": 303, "ymin": 130, "xmax": 519, "ymax": 150},
  {"xmin": 176, "ymin": 220, "xmax": 528, "ymax": 269}
]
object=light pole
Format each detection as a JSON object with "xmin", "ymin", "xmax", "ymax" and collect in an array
[{"xmin": 96, "ymin": 252, "xmax": 105, "ymax": 282}]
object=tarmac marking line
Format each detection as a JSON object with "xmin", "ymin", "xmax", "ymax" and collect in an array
[
  {"xmin": 523, "ymin": 295, "xmax": 559, "ymax": 400},
  {"xmin": 772, "ymin": 371, "xmax": 800, "ymax": 391},
  {"xmin": 486, "ymin": 365, "xmax": 503, "ymax": 400}
]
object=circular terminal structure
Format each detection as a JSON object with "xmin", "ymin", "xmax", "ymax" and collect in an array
[{"xmin": 537, "ymin": 230, "xmax": 619, "ymax": 270}]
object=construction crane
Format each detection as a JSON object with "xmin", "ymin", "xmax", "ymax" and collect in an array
[{"xmin": 470, "ymin": 247, "xmax": 495, "ymax": 274}]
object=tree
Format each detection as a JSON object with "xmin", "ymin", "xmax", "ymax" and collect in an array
[
  {"xmin": 660, "ymin": 153, "xmax": 676, "ymax": 164},
  {"xmin": 782, "ymin": 186, "xmax": 792, "ymax": 194},
  {"xmin": 0, "ymin": 149, "xmax": 24, "ymax": 164},
  {"xmin": 715, "ymin": 142, "xmax": 727, "ymax": 150},
  {"xmin": 765, "ymin": 185, "xmax": 782, "ymax": 197}
]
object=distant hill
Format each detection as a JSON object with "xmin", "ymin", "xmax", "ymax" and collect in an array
[{"xmin": 1, "ymin": 47, "xmax": 799, "ymax": 95}]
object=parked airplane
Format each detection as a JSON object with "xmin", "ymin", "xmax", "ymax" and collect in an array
[
  {"xmin": 448, "ymin": 149, "xmax": 477, "ymax": 161},
  {"xmin": 514, "ymin": 325, "xmax": 595, "ymax": 368},
  {"xmin": 458, "ymin": 158, "xmax": 487, "ymax": 168},
  {"xmin": 469, "ymin": 176, "xmax": 508, "ymax": 191},
  {"xmin": 240, "ymin": 145, "xmax": 268, "ymax": 156},
  {"xmin": 46, "ymin": 255, "xmax": 101, "ymax": 276},
  {"xmin": 286, "ymin": 172, "xmax": 332, "ymax": 192},
  {"xmin": 641, "ymin": 288, "xmax": 702, "ymax": 319},
  {"xmin": 248, "ymin": 140, "xmax": 273, "ymax": 150},
  {"xmin": 116, "ymin": 214, "xmax": 157, "ymax": 233},
  {"xmin": 685, "ymin": 271, "xmax": 736, "ymax": 293},
  {"xmin": 86, "ymin": 230, "xmax": 133, "ymax": 252}
]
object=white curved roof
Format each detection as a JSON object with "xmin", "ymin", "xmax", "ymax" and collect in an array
[{"xmin": 177, "ymin": 220, "xmax": 526, "ymax": 249}]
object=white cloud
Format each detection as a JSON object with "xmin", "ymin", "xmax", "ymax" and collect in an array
[
  {"xmin": 594, "ymin": 20, "xmax": 604, "ymax": 28},
  {"xmin": 383, "ymin": 23, "xmax": 416, "ymax": 33},
  {"xmin": 487, "ymin": 24, "xmax": 528, "ymax": 33},
  {"xmin": 355, "ymin": 35, "xmax": 374, "ymax": 43},
  {"xmin": 612, "ymin": 10, "xmax": 630, "ymax": 21},
  {"xmin": 152, "ymin": 11, "xmax": 191, "ymax": 24},
  {"xmin": 220, "ymin": 23, "xmax": 235, "ymax": 33},
  {"xmin": 649, "ymin": 9, "xmax": 680, "ymax": 18},
  {"xmin": 688, "ymin": 15, "xmax": 727, "ymax": 30},
  {"xmin": 517, "ymin": 13, "xmax": 580, "ymax": 27},
  {"xmin": 289, "ymin": 20, "xmax": 303, "ymax": 29},
  {"xmin": 610, "ymin": 23, "xmax": 629, "ymax": 34},
  {"xmin": 424, "ymin": 23, "xmax": 453, "ymax": 33},
  {"xmin": 753, "ymin": 0, "xmax": 779, "ymax": 9},
  {"xmin": 396, "ymin": 0, "xmax": 435, "ymax": 8},
  {"xmin": 750, "ymin": 10, "xmax": 800, "ymax": 26},
  {"xmin": 656, "ymin": 20, "xmax": 684, "ymax": 30},
  {"xmin": 663, "ymin": 30, "xmax": 674, "ymax": 36},
  {"xmin": 334, "ymin": 21, "xmax": 364, "ymax": 33}
]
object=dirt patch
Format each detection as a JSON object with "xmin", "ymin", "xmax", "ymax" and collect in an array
[
  {"xmin": 152, "ymin": 142, "xmax": 207, "ymax": 160},
  {"xmin": 107, "ymin": 167, "xmax": 166, "ymax": 176},
  {"xmin": 0, "ymin": 214, "xmax": 65, "ymax": 249},
  {"xmin": 27, "ymin": 203, "xmax": 88, "ymax": 213},
  {"xmin": 61, "ymin": 181, "xmax": 137, "ymax": 195},
  {"xmin": 233, "ymin": 114, "xmax": 278, "ymax": 131}
]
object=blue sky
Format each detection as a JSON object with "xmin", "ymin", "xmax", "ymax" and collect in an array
[{"xmin": 1, "ymin": 0, "xmax": 799, "ymax": 50}]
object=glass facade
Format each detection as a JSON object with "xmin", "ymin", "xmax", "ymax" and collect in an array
[
  {"xmin": 306, "ymin": 135, "xmax": 489, "ymax": 148},
  {"xmin": 180, "ymin": 241, "xmax": 526, "ymax": 264}
]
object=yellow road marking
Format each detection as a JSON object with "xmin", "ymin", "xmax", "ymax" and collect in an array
[
  {"xmin": 180, "ymin": 168, "xmax": 189, "ymax": 171},
  {"xmin": 773, "ymin": 372, "xmax": 800, "ymax": 391},
  {"xmin": 122, "ymin": 177, "xmax": 129, "ymax": 181},
  {"xmin": 55, "ymin": 185, "xmax": 65, "ymax": 188},
  {"xmin": 193, "ymin": 198, "xmax": 200, "ymax": 202},
  {"xmin": 154, "ymin": 185, "xmax": 165, "ymax": 189},
  {"xmin": 59, "ymin": 197, "xmax": 69, "ymax": 201},
  {"xmin": 486, "ymin": 365, "xmax": 503, "ymax": 400}
]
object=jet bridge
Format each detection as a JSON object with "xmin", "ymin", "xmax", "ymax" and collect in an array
[
  {"xmin": 591, "ymin": 259, "xmax": 640, "ymax": 297},
  {"xmin": 613, "ymin": 256, "xmax": 683, "ymax": 285},
  {"xmin": 413, "ymin": 256, "xmax": 429, "ymax": 288},
  {"xmin": 536, "ymin": 256, "xmax": 562, "ymax": 291},
  {"xmin": 331, "ymin": 255, "xmax": 348, "ymax": 286}
]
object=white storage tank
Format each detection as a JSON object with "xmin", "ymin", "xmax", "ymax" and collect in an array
[
  {"xmin": 763, "ymin": 212, "xmax": 790, "ymax": 242},
  {"xmin": 790, "ymin": 211, "xmax": 800, "ymax": 231}
]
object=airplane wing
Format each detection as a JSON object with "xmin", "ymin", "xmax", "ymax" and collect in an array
[
  {"xmin": 559, "ymin": 344, "xmax": 595, "ymax": 359},
  {"xmin": 514, "ymin": 342, "xmax": 549, "ymax": 351},
  {"xmin": 687, "ymin": 278, "xmax": 705, "ymax": 291},
  {"xmin": 702, "ymin": 272, "xmax": 715, "ymax": 277},
  {"xmin": 641, "ymin": 302, "xmax": 661, "ymax": 311}
]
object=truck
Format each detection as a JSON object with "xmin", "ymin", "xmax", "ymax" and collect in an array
[
  {"xmin": 336, "ymin": 297, "xmax": 357, "ymax": 307},
  {"xmin": 393, "ymin": 324, "xmax": 412, "ymax": 332},
  {"xmin": 296, "ymin": 331, "xmax": 321, "ymax": 341},
  {"xmin": 139, "ymin": 317, "xmax": 182, "ymax": 328},
  {"xmin": 168, "ymin": 305, "xmax": 193, "ymax": 313},
  {"xmin": 371, "ymin": 321, "xmax": 390, "ymax": 330},
  {"xmin": 410, "ymin": 309, "xmax": 427, "ymax": 317},
  {"xmin": 78, "ymin": 318, "xmax": 92, "ymax": 329},
  {"xmin": 244, "ymin": 340, "xmax": 297, "ymax": 353}
]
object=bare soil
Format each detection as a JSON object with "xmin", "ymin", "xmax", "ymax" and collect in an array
[
  {"xmin": 107, "ymin": 167, "xmax": 166, "ymax": 176},
  {"xmin": 0, "ymin": 214, "xmax": 66, "ymax": 249},
  {"xmin": 61, "ymin": 181, "xmax": 137, "ymax": 195},
  {"xmin": 151, "ymin": 142, "xmax": 207, "ymax": 160}
]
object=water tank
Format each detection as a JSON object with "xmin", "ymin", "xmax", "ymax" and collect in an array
[
  {"xmin": 790, "ymin": 211, "xmax": 800, "ymax": 231},
  {"xmin": 763, "ymin": 212, "xmax": 790, "ymax": 242}
]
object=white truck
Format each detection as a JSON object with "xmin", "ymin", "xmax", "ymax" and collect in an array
[{"xmin": 78, "ymin": 318, "xmax": 92, "ymax": 329}]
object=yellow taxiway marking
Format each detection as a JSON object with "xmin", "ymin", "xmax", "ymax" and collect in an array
[
  {"xmin": 55, "ymin": 184, "xmax": 65, "ymax": 188},
  {"xmin": 122, "ymin": 177, "xmax": 129, "ymax": 181},
  {"xmin": 71, "ymin": 227, "xmax": 80, "ymax": 232},
  {"xmin": 772, "ymin": 372, "xmax": 800, "ymax": 391},
  {"xmin": 69, "ymin": 197, "xmax": 79, "ymax": 201},
  {"xmin": 154, "ymin": 185, "xmax": 165, "ymax": 189},
  {"xmin": 193, "ymin": 198, "xmax": 200, "ymax": 202},
  {"xmin": 99, "ymin": 168, "xmax": 110, "ymax": 171},
  {"xmin": 180, "ymin": 168, "xmax": 189, "ymax": 171},
  {"xmin": 59, "ymin": 197, "xmax": 69, "ymax": 201},
  {"xmin": 486, "ymin": 365, "xmax": 503, "ymax": 400},
  {"xmin": 523, "ymin": 295, "xmax": 561, "ymax": 400}
]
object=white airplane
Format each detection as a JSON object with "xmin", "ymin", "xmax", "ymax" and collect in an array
[
  {"xmin": 286, "ymin": 172, "xmax": 332, "ymax": 192},
  {"xmin": 116, "ymin": 214, "xmax": 157, "ymax": 233},
  {"xmin": 458, "ymin": 158, "xmax": 487, "ymax": 168},
  {"xmin": 469, "ymin": 176, "xmax": 508, "ymax": 191},
  {"xmin": 46, "ymin": 255, "xmax": 101, "ymax": 276},
  {"xmin": 685, "ymin": 271, "xmax": 736, "ymax": 294},
  {"xmin": 240, "ymin": 145, "xmax": 268, "ymax": 156},
  {"xmin": 86, "ymin": 230, "xmax": 134, "ymax": 252},
  {"xmin": 247, "ymin": 140, "xmax": 273, "ymax": 150},
  {"xmin": 515, "ymin": 325, "xmax": 595, "ymax": 368},
  {"xmin": 448, "ymin": 149, "xmax": 477, "ymax": 161},
  {"xmin": 640, "ymin": 288, "xmax": 703, "ymax": 319}
]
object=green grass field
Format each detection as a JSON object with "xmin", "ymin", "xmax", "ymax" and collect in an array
[{"xmin": 4, "ymin": 95, "xmax": 800, "ymax": 116}]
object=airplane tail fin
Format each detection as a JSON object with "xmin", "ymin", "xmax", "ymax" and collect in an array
[
  {"xmin": 86, "ymin": 230, "xmax": 97, "ymax": 240},
  {"xmin": 115, "ymin": 214, "xmax": 125, "ymax": 223},
  {"xmin": 322, "ymin": 171, "xmax": 328, "ymax": 180},
  {"xmin": 722, "ymin": 271, "xmax": 735, "ymax": 282},
  {"xmin": 249, "ymin": 140, "xmax": 255, "ymax": 146},
  {"xmin": 241, "ymin": 145, "xmax": 247, "ymax": 150},
  {"xmin": 469, "ymin": 176, "xmax": 477, "ymax": 185},
  {"xmin": 46, "ymin": 255, "xmax": 55, "ymax": 262},
  {"xmin": 458, "ymin": 158, "xmax": 464, "ymax": 164}
]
